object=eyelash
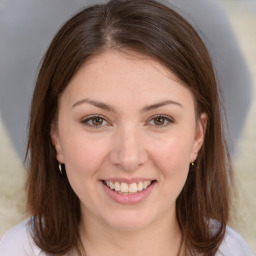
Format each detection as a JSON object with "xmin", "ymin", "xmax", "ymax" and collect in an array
[
  {"xmin": 81, "ymin": 115, "xmax": 108, "ymax": 128},
  {"xmin": 81, "ymin": 114, "xmax": 174, "ymax": 128},
  {"xmin": 148, "ymin": 115, "xmax": 174, "ymax": 127}
]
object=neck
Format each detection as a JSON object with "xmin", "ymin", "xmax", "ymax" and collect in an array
[{"xmin": 79, "ymin": 209, "xmax": 182, "ymax": 256}]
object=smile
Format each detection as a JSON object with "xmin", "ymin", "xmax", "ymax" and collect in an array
[
  {"xmin": 101, "ymin": 178, "xmax": 156, "ymax": 204},
  {"xmin": 103, "ymin": 180, "xmax": 152, "ymax": 194}
]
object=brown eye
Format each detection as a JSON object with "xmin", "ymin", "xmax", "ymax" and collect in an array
[
  {"xmin": 148, "ymin": 115, "xmax": 173, "ymax": 127},
  {"xmin": 154, "ymin": 116, "xmax": 166, "ymax": 125},
  {"xmin": 82, "ymin": 115, "xmax": 107, "ymax": 128},
  {"xmin": 91, "ymin": 116, "xmax": 104, "ymax": 125}
]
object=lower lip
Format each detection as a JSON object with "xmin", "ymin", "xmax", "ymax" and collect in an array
[{"xmin": 102, "ymin": 181, "xmax": 156, "ymax": 204}]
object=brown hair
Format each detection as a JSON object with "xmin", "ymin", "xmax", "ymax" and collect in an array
[{"xmin": 26, "ymin": 0, "xmax": 232, "ymax": 255}]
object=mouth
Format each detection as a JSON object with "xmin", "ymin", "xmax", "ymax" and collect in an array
[{"xmin": 102, "ymin": 180, "xmax": 157, "ymax": 195}]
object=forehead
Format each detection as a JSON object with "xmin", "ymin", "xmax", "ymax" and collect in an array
[
  {"xmin": 84, "ymin": 50, "xmax": 172, "ymax": 76},
  {"xmin": 62, "ymin": 50, "xmax": 195, "ymax": 109}
]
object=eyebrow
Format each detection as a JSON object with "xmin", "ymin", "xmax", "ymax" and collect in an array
[
  {"xmin": 72, "ymin": 98, "xmax": 183, "ymax": 112},
  {"xmin": 72, "ymin": 98, "xmax": 115, "ymax": 112},
  {"xmin": 141, "ymin": 100, "xmax": 183, "ymax": 112}
]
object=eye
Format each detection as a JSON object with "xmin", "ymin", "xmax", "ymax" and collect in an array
[
  {"xmin": 81, "ymin": 115, "xmax": 109, "ymax": 128},
  {"xmin": 148, "ymin": 115, "xmax": 174, "ymax": 127}
]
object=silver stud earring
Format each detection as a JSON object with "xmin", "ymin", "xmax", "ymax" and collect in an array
[{"xmin": 59, "ymin": 163, "xmax": 63, "ymax": 174}]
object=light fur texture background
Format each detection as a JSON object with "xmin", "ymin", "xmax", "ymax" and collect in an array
[
  {"xmin": 0, "ymin": 0, "xmax": 255, "ymax": 253},
  {"xmin": 222, "ymin": 0, "xmax": 256, "ymax": 252}
]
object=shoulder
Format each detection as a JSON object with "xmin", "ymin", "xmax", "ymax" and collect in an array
[
  {"xmin": 0, "ymin": 218, "xmax": 43, "ymax": 256},
  {"xmin": 216, "ymin": 225, "xmax": 255, "ymax": 256}
]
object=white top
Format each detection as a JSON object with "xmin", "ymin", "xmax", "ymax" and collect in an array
[{"xmin": 0, "ymin": 218, "xmax": 255, "ymax": 256}]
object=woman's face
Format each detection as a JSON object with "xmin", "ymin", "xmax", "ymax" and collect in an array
[{"xmin": 52, "ymin": 50, "xmax": 207, "ymax": 231}]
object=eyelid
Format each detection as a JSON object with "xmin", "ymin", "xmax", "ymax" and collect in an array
[
  {"xmin": 147, "ymin": 114, "xmax": 174, "ymax": 127},
  {"xmin": 81, "ymin": 114, "xmax": 174, "ymax": 128},
  {"xmin": 81, "ymin": 114, "xmax": 111, "ymax": 128}
]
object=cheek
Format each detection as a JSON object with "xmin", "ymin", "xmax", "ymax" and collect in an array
[
  {"xmin": 61, "ymin": 135, "xmax": 109, "ymax": 176},
  {"xmin": 150, "ymin": 138, "xmax": 191, "ymax": 202},
  {"xmin": 152, "ymin": 136, "xmax": 192, "ymax": 169},
  {"xmin": 149, "ymin": 135, "xmax": 193, "ymax": 190},
  {"xmin": 61, "ymin": 136, "xmax": 110, "ymax": 207}
]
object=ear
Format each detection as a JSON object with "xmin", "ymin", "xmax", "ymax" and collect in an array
[
  {"xmin": 51, "ymin": 124, "xmax": 65, "ymax": 164},
  {"xmin": 190, "ymin": 113, "xmax": 207, "ymax": 163}
]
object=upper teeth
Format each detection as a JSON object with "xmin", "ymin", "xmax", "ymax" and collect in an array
[{"xmin": 105, "ymin": 181, "xmax": 152, "ymax": 193}]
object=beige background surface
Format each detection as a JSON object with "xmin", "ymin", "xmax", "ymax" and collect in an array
[
  {"xmin": 222, "ymin": 0, "xmax": 256, "ymax": 252},
  {"xmin": 0, "ymin": 0, "xmax": 255, "ymax": 253}
]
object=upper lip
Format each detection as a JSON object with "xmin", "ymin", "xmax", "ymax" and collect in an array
[{"xmin": 102, "ymin": 178, "xmax": 155, "ymax": 184}]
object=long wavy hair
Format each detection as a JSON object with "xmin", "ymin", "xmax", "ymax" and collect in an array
[{"xmin": 26, "ymin": 0, "xmax": 232, "ymax": 255}]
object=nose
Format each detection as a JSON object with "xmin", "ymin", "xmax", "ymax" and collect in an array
[{"xmin": 109, "ymin": 125, "xmax": 148, "ymax": 172}]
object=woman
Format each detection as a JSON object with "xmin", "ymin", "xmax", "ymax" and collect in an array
[{"xmin": 0, "ymin": 0, "xmax": 254, "ymax": 255}]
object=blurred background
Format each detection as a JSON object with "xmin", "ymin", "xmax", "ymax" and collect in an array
[{"xmin": 0, "ymin": 0, "xmax": 255, "ymax": 252}]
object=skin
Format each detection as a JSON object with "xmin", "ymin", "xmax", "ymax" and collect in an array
[{"xmin": 51, "ymin": 50, "xmax": 207, "ymax": 256}]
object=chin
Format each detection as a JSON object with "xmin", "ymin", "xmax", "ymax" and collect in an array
[{"xmin": 103, "ymin": 210, "xmax": 154, "ymax": 232}]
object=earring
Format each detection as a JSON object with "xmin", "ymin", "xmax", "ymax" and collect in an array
[
  {"xmin": 59, "ymin": 163, "xmax": 63, "ymax": 174},
  {"xmin": 191, "ymin": 162, "xmax": 199, "ymax": 170}
]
